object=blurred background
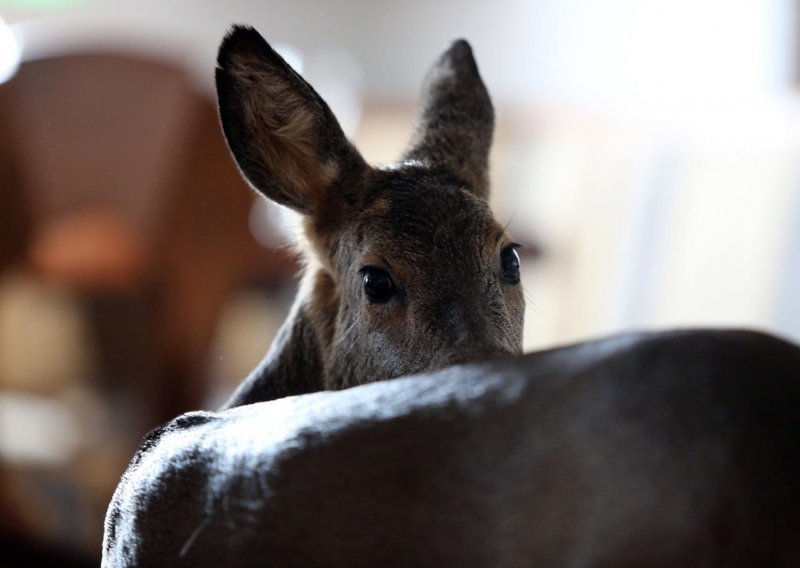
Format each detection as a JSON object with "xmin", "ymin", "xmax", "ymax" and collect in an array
[{"xmin": 1, "ymin": 0, "xmax": 799, "ymax": 563}]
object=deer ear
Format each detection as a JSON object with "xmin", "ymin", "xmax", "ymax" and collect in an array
[
  {"xmin": 216, "ymin": 25, "xmax": 367, "ymax": 215},
  {"xmin": 402, "ymin": 40, "xmax": 494, "ymax": 199}
]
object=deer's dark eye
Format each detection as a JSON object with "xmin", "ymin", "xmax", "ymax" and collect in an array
[
  {"xmin": 500, "ymin": 244, "xmax": 521, "ymax": 284},
  {"xmin": 361, "ymin": 267, "xmax": 396, "ymax": 303}
]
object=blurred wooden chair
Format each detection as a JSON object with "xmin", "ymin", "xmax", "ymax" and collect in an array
[{"xmin": 0, "ymin": 52, "xmax": 295, "ymax": 427}]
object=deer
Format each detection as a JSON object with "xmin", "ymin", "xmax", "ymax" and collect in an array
[
  {"xmin": 216, "ymin": 25, "xmax": 524, "ymax": 408},
  {"xmin": 102, "ymin": 25, "xmax": 800, "ymax": 567}
]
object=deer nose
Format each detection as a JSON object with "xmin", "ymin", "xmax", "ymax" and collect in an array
[
  {"xmin": 444, "ymin": 308, "xmax": 470, "ymax": 343},
  {"xmin": 443, "ymin": 344, "xmax": 514, "ymax": 367},
  {"xmin": 437, "ymin": 303, "xmax": 513, "ymax": 364}
]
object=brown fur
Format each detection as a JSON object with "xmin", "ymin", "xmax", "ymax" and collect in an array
[
  {"xmin": 215, "ymin": 26, "xmax": 523, "ymax": 407},
  {"xmin": 226, "ymin": 55, "xmax": 340, "ymax": 210}
]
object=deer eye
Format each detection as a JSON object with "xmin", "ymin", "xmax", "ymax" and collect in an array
[
  {"xmin": 500, "ymin": 244, "xmax": 521, "ymax": 284},
  {"xmin": 361, "ymin": 267, "xmax": 396, "ymax": 303}
]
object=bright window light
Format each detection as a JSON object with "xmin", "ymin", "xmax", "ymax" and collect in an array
[{"xmin": 0, "ymin": 15, "xmax": 21, "ymax": 84}]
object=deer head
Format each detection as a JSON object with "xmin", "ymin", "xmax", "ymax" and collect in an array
[{"xmin": 216, "ymin": 26, "xmax": 524, "ymax": 407}]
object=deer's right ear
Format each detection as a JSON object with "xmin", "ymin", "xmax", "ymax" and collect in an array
[
  {"xmin": 402, "ymin": 40, "xmax": 494, "ymax": 199},
  {"xmin": 216, "ymin": 25, "xmax": 366, "ymax": 215}
]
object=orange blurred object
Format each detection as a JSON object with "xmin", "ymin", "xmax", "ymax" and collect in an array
[{"xmin": 28, "ymin": 208, "xmax": 147, "ymax": 295}]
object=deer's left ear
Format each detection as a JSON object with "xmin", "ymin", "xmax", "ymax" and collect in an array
[
  {"xmin": 402, "ymin": 39, "xmax": 494, "ymax": 199},
  {"xmin": 216, "ymin": 25, "xmax": 367, "ymax": 215}
]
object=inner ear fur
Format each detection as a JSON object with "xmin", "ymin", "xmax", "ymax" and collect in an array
[
  {"xmin": 402, "ymin": 39, "xmax": 495, "ymax": 199},
  {"xmin": 216, "ymin": 25, "xmax": 366, "ymax": 215}
]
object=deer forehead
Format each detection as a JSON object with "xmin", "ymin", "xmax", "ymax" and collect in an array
[
  {"xmin": 302, "ymin": 168, "xmax": 507, "ymax": 286},
  {"xmin": 354, "ymin": 176, "xmax": 504, "ymax": 281}
]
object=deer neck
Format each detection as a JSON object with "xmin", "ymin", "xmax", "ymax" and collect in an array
[{"xmin": 220, "ymin": 268, "xmax": 338, "ymax": 409}]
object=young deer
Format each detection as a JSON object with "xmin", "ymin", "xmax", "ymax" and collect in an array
[
  {"xmin": 102, "ymin": 26, "xmax": 800, "ymax": 567},
  {"xmin": 215, "ymin": 26, "xmax": 524, "ymax": 407}
]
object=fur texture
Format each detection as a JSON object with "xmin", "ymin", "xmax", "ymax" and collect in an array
[{"xmin": 102, "ymin": 330, "xmax": 800, "ymax": 566}]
